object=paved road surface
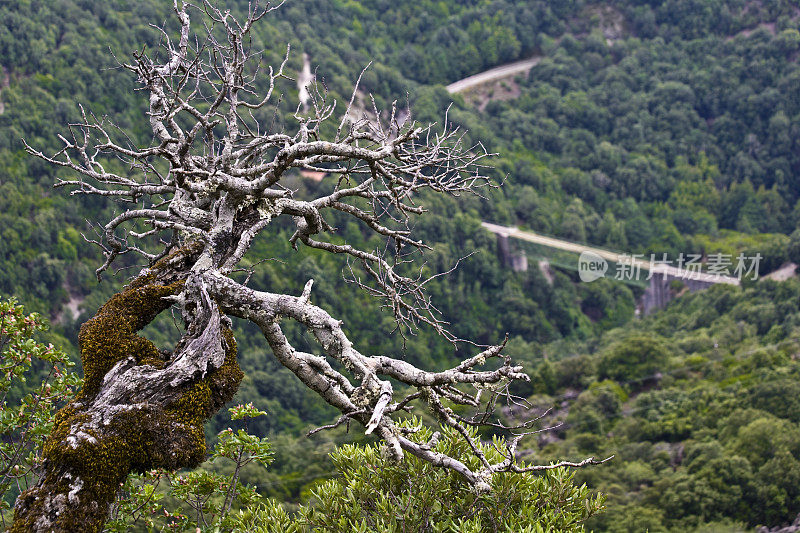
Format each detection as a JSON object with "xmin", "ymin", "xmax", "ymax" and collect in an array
[
  {"xmin": 481, "ymin": 222, "xmax": 740, "ymax": 286},
  {"xmin": 446, "ymin": 57, "xmax": 543, "ymax": 94}
]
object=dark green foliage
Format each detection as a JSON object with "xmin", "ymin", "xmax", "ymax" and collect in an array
[
  {"xmin": 598, "ymin": 334, "xmax": 672, "ymax": 386},
  {"xmin": 532, "ymin": 280, "xmax": 800, "ymax": 531},
  {"xmin": 4, "ymin": 1, "xmax": 800, "ymax": 530},
  {"xmin": 233, "ymin": 420, "xmax": 605, "ymax": 532}
]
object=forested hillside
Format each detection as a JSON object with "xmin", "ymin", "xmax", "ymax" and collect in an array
[
  {"xmin": 2, "ymin": 0, "xmax": 800, "ymax": 530},
  {"xmin": 515, "ymin": 279, "xmax": 800, "ymax": 531}
]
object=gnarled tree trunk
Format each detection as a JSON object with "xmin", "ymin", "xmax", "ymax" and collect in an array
[
  {"xmin": 12, "ymin": 246, "xmax": 243, "ymax": 532},
  {"xmin": 12, "ymin": 2, "xmax": 603, "ymax": 530}
]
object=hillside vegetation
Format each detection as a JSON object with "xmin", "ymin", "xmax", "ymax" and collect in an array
[
  {"xmin": 2, "ymin": 0, "xmax": 800, "ymax": 530},
  {"xmin": 513, "ymin": 280, "xmax": 800, "ymax": 531}
]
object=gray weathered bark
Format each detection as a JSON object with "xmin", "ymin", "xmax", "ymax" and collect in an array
[{"xmin": 13, "ymin": 2, "xmax": 604, "ymax": 530}]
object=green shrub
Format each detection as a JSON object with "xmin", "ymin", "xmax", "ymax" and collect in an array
[{"xmin": 234, "ymin": 419, "xmax": 605, "ymax": 532}]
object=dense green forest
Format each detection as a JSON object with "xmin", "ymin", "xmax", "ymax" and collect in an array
[
  {"xmin": 515, "ymin": 279, "xmax": 800, "ymax": 531},
  {"xmin": 2, "ymin": 0, "xmax": 800, "ymax": 530}
]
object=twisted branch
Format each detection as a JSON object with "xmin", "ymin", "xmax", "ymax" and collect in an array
[{"xmin": 19, "ymin": 1, "xmax": 603, "ymax": 504}]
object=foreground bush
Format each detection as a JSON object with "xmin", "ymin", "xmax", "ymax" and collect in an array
[
  {"xmin": 234, "ymin": 420, "xmax": 605, "ymax": 533},
  {"xmin": 0, "ymin": 299, "xmax": 81, "ymax": 527}
]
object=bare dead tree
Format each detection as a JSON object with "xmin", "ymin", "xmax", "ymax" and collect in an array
[{"xmin": 12, "ymin": 2, "xmax": 605, "ymax": 531}]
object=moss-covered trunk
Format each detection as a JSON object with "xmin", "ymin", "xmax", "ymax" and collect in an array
[{"xmin": 11, "ymin": 248, "xmax": 243, "ymax": 532}]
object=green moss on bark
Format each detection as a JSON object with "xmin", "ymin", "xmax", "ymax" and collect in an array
[
  {"xmin": 77, "ymin": 278, "xmax": 181, "ymax": 398},
  {"xmin": 12, "ymin": 246, "xmax": 243, "ymax": 532}
]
